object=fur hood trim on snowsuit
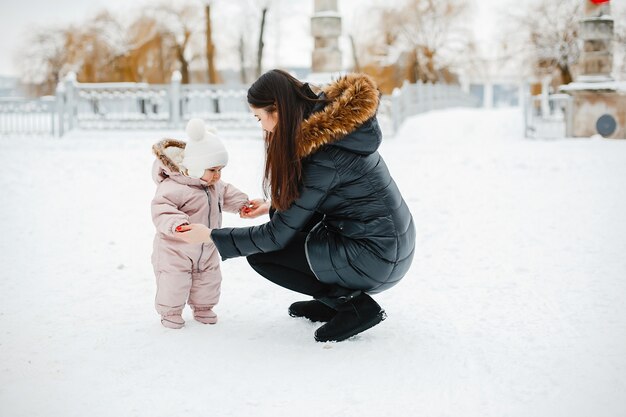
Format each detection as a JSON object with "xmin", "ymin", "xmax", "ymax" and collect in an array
[{"xmin": 152, "ymin": 138, "xmax": 187, "ymax": 174}]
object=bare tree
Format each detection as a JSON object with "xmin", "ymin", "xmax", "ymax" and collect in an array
[
  {"xmin": 348, "ymin": 34, "xmax": 360, "ymax": 73},
  {"xmin": 16, "ymin": 26, "xmax": 72, "ymax": 95},
  {"xmin": 400, "ymin": 0, "xmax": 471, "ymax": 82},
  {"xmin": 238, "ymin": 34, "xmax": 247, "ymax": 83},
  {"xmin": 355, "ymin": 0, "xmax": 471, "ymax": 84},
  {"xmin": 152, "ymin": 1, "xmax": 204, "ymax": 84},
  {"xmin": 76, "ymin": 11, "xmax": 134, "ymax": 82},
  {"xmin": 204, "ymin": 1, "xmax": 218, "ymax": 84},
  {"xmin": 256, "ymin": 6, "xmax": 269, "ymax": 79},
  {"xmin": 505, "ymin": 0, "xmax": 581, "ymax": 85},
  {"xmin": 126, "ymin": 15, "xmax": 178, "ymax": 83}
]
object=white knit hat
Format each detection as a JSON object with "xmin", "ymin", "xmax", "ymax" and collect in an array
[{"xmin": 182, "ymin": 118, "xmax": 229, "ymax": 178}]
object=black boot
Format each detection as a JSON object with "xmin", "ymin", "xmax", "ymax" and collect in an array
[
  {"xmin": 314, "ymin": 293, "xmax": 386, "ymax": 342},
  {"xmin": 288, "ymin": 300, "xmax": 337, "ymax": 322}
]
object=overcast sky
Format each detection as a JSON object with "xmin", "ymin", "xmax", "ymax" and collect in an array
[{"xmin": 0, "ymin": 0, "xmax": 602, "ymax": 78}]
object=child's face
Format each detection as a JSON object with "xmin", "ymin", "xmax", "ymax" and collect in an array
[{"xmin": 200, "ymin": 166, "xmax": 223, "ymax": 185}]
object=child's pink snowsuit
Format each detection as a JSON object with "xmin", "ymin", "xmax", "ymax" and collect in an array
[{"xmin": 151, "ymin": 139, "xmax": 248, "ymax": 318}]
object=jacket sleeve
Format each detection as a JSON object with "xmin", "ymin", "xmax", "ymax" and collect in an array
[
  {"xmin": 211, "ymin": 154, "xmax": 338, "ymax": 259},
  {"xmin": 221, "ymin": 182, "xmax": 249, "ymax": 214},
  {"xmin": 151, "ymin": 182, "xmax": 190, "ymax": 235}
]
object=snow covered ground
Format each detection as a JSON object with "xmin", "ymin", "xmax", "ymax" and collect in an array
[{"xmin": 1, "ymin": 108, "xmax": 625, "ymax": 417}]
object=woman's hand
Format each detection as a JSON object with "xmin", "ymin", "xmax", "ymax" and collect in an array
[
  {"xmin": 240, "ymin": 199, "xmax": 271, "ymax": 219},
  {"xmin": 175, "ymin": 224, "xmax": 213, "ymax": 244}
]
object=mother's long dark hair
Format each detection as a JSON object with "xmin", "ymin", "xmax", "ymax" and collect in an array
[{"xmin": 247, "ymin": 69, "xmax": 325, "ymax": 211}]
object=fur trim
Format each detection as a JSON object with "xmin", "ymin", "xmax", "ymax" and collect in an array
[
  {"xmin": 297, "ymin": 73, "xmax": 380, "ymax": 159},
  {"xmin": 152, "ymin": 138, "xmax": 187, "ymax": 174}
]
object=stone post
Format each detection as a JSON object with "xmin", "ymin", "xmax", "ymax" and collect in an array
[
  {"xmin": 559, "ymin": 1, "xmax": 625, "ymax": 139},
  {"xmin": 55, "ymin": 81, "xmax": 65, "ymax": 137},
  {"xmin": 64, "ymin": 72, "xmax": 76, "ymax": 132},
  {"xmin": 311, "ymin": 0, "xmax": 342, "ymax": 73},
  {"xmin": 579, "ymin": 0, "xmax": 613, "ymax": 81},
  {"xmin": 170, "ymin": 71, "xmax": 182, "ymax": 126}
]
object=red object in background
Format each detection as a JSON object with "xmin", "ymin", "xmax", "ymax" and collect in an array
[{"xmin": 590, "ymin": 0, "xmax": 610, "ymax": 4}]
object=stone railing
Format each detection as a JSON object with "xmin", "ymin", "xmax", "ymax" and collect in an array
[
  {"xmin": 0, "ymin": 72, "xmax": 259, "ymax": 137},
  {"xmin": 54, "ymin": 71, "xmax": 257, "ymax": 136},
  {"xmin": 390, "ymin": 81, "xmax": 481, "ymax": 132},
  {"xmin": 2, "ymin": 73, "xmax": 485, "ymax": 137},
  {"xmin": 0, "ymin": 96, "xmax": 57, "ymax": 136},
  {"xmin": 523, "ymin": 91, "xmax": 573, "ymax": 139}
]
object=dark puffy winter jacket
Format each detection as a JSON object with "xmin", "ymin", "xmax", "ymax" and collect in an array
[{"xmin": 211, "ymin": 73, "xmax": 415, "ymax": 293}]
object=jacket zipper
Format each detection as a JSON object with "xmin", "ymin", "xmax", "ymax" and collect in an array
[
  {"xmin": 196, "ymin": 187, "xmax": 212, "ymax": 272},
  {"xmin": 218, "ymin": 199, "xmax": 222, "ymax": 227}
]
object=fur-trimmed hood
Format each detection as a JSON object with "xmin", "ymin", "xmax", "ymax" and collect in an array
[
  {"xmin": 151, "ymin": 138, "xmax": 203, "ymax": 186},
  {"xmin": 297, "ymin": 73, "xmax": 380, "ymax": 159}
]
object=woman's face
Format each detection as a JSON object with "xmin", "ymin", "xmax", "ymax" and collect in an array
[{"xmin": 251, "ymin": 106, "xmax": 278, "ymax": 133}]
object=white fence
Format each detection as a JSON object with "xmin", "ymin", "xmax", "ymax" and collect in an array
[
  {"xmin": 1, "ymin": 73, "xmax": 484, "ymax": 137},
  {"xmin": 57, "ymin": 71, "xmax": 257, "ymax": 135},
  {"xmin": 390, "ymin": 81, "xmax": 481, "ymax": 131},
  {"xmin": 0, "ymin": 96, "xmax": 58, "ymax": 136}
]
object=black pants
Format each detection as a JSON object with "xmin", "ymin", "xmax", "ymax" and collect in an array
[
  {"xmin": 246, "ymin": 211, "xmax": 352, "ymax": 298},
  {"xmin": 246, "ymin": 231, "xmax": 331, "ymax": 297}
]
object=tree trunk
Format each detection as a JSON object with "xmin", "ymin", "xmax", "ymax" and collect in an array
[
  {"xmin": 256, "ymin": 7, "xmax": 268, "ymax": 79},
  {"xmin": 349, "ymin": 34, "xmax": 360, "ymax": 72},
  {"xmin": 177, "ymin": 45, "xmax": 189, "ymax": 84},
  {"xmin": 239, "ymin": 34, "xmax": 247, "ymax": 83},
  {"xmin": 205, "ymin": 4, "xmax": 218, "ymax": 84},
  {"xmin": 559, "ymin": 64, "xmax": 573, "ymax": 85}
]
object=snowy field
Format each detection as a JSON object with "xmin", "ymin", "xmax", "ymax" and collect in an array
[{"xmin": 1, "ymin": 108, "xmax": 625, "ymax": 417}]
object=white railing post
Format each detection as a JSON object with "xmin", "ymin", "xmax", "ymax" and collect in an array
[
  {"xmin": 40, "ymin": 96, "xmax": 56, "ymax": 137},
  {"xmin": 564, "ymin": 96, "xmax": 573, "ymax": 138},
  {"xmin": 64, "ymin": 72, "xmax": 77, "ymax": 132},
  {"xmin": 170, "ymin": 71, "xmax": 182, "ymax": 126},
  {"xmin": 412, "ymin": 81, "xmax": 421, "ymax": 114},
  {"xmin": 55, "ymin": 81, "xmax": 65, "ymax": 137},
  {"xmin": 522, "ymin": 82, "xmax": 530, "ymax": 138},
  {"xmin": 391, "ymin": 87, "xmax": 402, "ymax": 133},
  {"xmin": 540, "ymin": 76, "xmax": 550, "ymax": 118},
  {"xmin": 484, "ymin": 82, "xmax": 493, "ymax": 109}
]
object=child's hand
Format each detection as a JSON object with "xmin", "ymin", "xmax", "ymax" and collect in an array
[
  {"xmin": 175, "ymin": 224, "xmax": 213, "ymax": 244},
  {"xmin": 240, "ymin": 199, "xmax": 270, "ymax": 219},
  {"xmin": 174, "ymin": 223, "xmax": 189, "ymax": 233}
]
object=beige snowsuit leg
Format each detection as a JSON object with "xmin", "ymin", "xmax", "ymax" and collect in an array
[
  {"xmin": 155, "ymin": 272, "xmax": 192, "ymax": 317},
  {"xmin": 188, "ymin": 249, "xmax": 222, "ymax": 311},
  {"xmin": 154, "ymin": 245, "xmax": 222, "ymax": 317}
]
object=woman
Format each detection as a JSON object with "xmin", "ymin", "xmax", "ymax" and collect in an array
[{"xmin": 177, "ymin": 69, "xmax": 415, "ymax": 342}]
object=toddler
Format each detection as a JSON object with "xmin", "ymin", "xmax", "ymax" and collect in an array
[{"xmin": 151, "ymin": 118, "xmax": 249, "ymax": 329}]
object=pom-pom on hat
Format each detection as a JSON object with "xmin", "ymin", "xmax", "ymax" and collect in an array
[{"xmin": 182, "ymin": 118, "xmax": 229, "ymax": 178}]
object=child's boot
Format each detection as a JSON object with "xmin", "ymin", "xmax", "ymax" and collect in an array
[
  {"xmin": 193, "ymin": 307, "xmax": 218, "ymax": 324},
  {"xmin": 161, "ymin": 312, "xmax": 185, "ymax": 329}
]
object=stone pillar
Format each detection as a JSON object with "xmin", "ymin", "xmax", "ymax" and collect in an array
[
  {"xmin": 170, "ymin": 71, "xmax": 182, "ymax": 126},
  {"xmin": 578, "ymin": 0, "xmax": 614, "ymax": 81},
  {"xmin": 311, "ymin": 0, "xmax": 342, "ymax": 73},
  {"xmin": 64, "ymin": 72, "xmax": 77, "ymax": 132},
  {"xmin": 559, "ymin": 1, "xmax": 625, "ymax": 139}
]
